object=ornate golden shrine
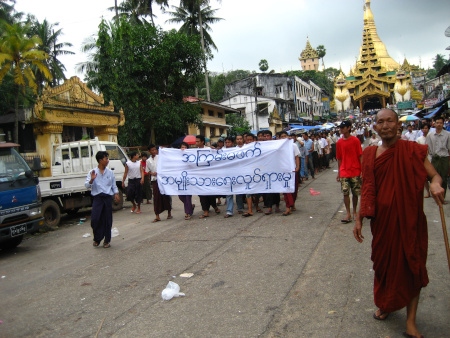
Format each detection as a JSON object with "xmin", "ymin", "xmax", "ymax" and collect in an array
[
  {"xmin": 335, "ymin": 0, "xmax": 412, "ymax": 111},
  {"xmin": 31, "ymin": 76, "xmax": 124, "ymax": 176}
]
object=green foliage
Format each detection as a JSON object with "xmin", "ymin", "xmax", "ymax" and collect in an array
[
  {"xmin": 92, "ymin": 18, "xmax": 204, "ymax": 146},
  {"xmin": 259, "ymin": 59, "xmax": 268, "ymax": 72},
  {"xmin": 283, "ymin": 69, "xmax": 335, "ymax": 96},
  {"xmin": 165, "ymin": 1, "xmax": 223, "ymax": 58},
  {"xmin": 433, "ymin": 54, "xmax": 448, "ymax": 72},
  {"xmin": 316, "ymin": 45, "xmax": 326, "ymax": 59},
  {"xmin": 226, "ymin": 112, "xmax": 251, "ymax": 136},
  {"xmin": 201, "ymin": 69, "xmax": 251, "ymax": 102}
]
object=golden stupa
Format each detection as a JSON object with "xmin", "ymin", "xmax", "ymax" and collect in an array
[{"xmin": 335, "ymin": 0, "xmax": 411, "ymax": 111}]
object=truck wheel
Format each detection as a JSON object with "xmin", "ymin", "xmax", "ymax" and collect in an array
[
  {"xmin": 0, "ymin": 235, "xmax": 23, "ymax": 250},
  {"xmin": 42, "ymin": 200, "xmax": 61, "ymax": 228},
  {"xmin": 112, "ymin": 189, "xmax": 124, "ymax": 211},
  {"xmin": 66, "ymin": 208, "xmax": 80, "ymax": 216}
]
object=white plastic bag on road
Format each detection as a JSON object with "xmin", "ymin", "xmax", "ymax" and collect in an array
[
  {"xmin": 161, "ymin": 281, "xmax": 185, "ymax": 300},
  {"xmin": 111, "ymin": 227, "xmax": 119, "ymax": 237}
]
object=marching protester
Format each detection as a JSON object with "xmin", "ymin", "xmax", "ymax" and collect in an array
[
  {"xmin": 354, "ymin": 109, "xmax": 444, "ymax": 338},
  {"xmin": 196, "ymin": 135, "xmax": 221, "ymax": 219},
  {"xmin": 147, "ymin": 144, "xmax": 172, "ymax": 222},
  {"xmin": 336, "ymin": 120, "xmax": 362, "ymax": 223},
  {"xmin": 140, "ymin": 152, "xmax": 152, "ymax": 204},
  {"xmin": 122, "ymin": 151, "xmax": 144, "ymax": 214},
  {"xmin": 85, "ymin": 151, "xmax": 120, "ymax": 248},
  {"xmin": 178, "ymin": 142, "xmax": 195, "ymax": 220}
]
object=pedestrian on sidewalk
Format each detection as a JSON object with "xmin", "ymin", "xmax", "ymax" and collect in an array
[{"xmin": 353, "ymin": 108, "xmax": 444, "ymax": 338}]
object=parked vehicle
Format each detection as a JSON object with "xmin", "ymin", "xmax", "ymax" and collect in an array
[
  {"xmin": 37, "ymin": 138, "xmax": 129, "ymax": 228},
  {"xmin": 0, "ymin": 143, "xmax": 44, "ymax": 249}
]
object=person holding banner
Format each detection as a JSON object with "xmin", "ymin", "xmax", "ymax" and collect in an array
[
  {"xmin": 279, "ymin": 131, "xmax": 300, "ymax": 216},
  {"xmin": 224, "ymin": 136, "xmax": 236, "ymax": 218},
  {"xmin": 196, "ymin": 135, "xmax": 221, "ymax": 219},
  {"xmin": 146, "ymin": 144, "xmax": 172, "ymax": 223},
  {"xmin": 178, "ymin": 142, "xmax": 195, "ymax": 220}
]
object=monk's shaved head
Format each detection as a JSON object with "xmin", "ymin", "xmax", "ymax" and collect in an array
[{"xmin": 375, "ymin": 109, "xmax": 398, "ymax": 122}]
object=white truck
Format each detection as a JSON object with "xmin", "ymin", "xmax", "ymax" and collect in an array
[{"xmin": 37, "ymin": 138, "xmax": 129, "ymax": 228}]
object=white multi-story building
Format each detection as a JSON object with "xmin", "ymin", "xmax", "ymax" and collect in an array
[{"xmin": 217, "ymin": 73, "xmax": 325, "ymax": 131}]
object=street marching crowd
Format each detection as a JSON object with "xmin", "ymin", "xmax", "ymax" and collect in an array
[{"xmin": 85, "ymin": 108, "xmax": 448, "ymax": 338}]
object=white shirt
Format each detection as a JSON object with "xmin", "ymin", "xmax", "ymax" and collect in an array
[
  {"xmin": 404, "ymin": 130, "xmax": 418, "ymax": 142},
  {"xmin": 125, "ymin": 160, "xmax": 142, "ymax": 179},
  {"xmin": 146, "ymin": 155, "xmax": 158, "ymax": 181}
]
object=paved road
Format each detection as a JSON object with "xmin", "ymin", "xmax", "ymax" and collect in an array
[{"xmin": 0, "ymin": 160, "xmax": 449, "ymax": 337}]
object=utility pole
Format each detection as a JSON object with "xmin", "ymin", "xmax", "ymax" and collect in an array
[{"xmin": 254, "ymin": 77, "xmax": 259, "ymax": 131}]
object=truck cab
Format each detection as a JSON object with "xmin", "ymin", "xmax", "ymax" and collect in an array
[
  {"xmin": 0, "ymin": 143, "xmax": 44, "ymax": 250},
  {"xmin": 37, "ymin": 138, "xmax": 129, "ymax": 228}
]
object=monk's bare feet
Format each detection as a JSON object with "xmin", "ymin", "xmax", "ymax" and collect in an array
[{"xmin": 404, "ymin": 316, "xmax": 424, "ymax": 338}]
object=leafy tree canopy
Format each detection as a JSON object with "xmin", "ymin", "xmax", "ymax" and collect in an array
[
  {"xmin": 226, "ymin": 112, "xmax": 250, "ymax": 136},
  {"xmin": 92, "ymin": 18, "xmax": 205, "ymax": 146},
  {"xmin": 258, "ymin": 59, "xmax": 268, "ymax": 72}
]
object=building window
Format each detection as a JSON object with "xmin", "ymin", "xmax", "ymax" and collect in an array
[
  {"xmin": 208, "ymin": 110, "xmax": 214, "ymax": 116},
  {"xmin": 210, "ymin": 127, "xmax": 215, "ymax": 136},
  {"xmin": 219, "ymin": 128, "xmax": 224, "ymax": 136},
  {"xmin": 218, "ymin": 112, "xmax": 223, "ymax": 118},
  {"xmin": 244, "ymin": 97, "xmax": 247, "ymax": 102},
  {"xmin": 275, "ymin": 85, "xmax": 282, "ymax": 94},
  {"xmin": 201, "ymin": 108, "xmax": 205, "ymax": 114}
]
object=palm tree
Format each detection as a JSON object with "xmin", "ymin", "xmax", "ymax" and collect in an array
[
  {"xmin": 165, "ymin": 2, "xmax": 222, "ymax": 56},
  {"xmin": 28, "ymin": 17, "xmax": 74, "ymax": 89},
  {"xmin": 167, "ymin": 0, "xmax": 222, "ymax": 101},
  {"xmin": 109, "ymin": 0, "xmax": 168, "ymax": 26},
  {"xmin": 0, "ymin": 21, "xmax": 52, "ymax": 143}
]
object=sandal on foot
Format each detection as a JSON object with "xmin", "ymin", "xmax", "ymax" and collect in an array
[
  {"xmin": 167, "ymin": 215, "xmax": 173, "ymax": 219},
  {"xmin": 103, "ymin": 242, "xmax": 111, "ymax": 248},
  {"xmin": 185, "ymin": 215, "xmax": 191, "ymax": 220},
  {"xmin": 373, "ymin": 309, "xmax": 389, "ymax": 320},
  {"xmin": 214, "ymin": 208, "xmax": 221, "ymax": 214},
  {"xmin": 242, "ymin": 213, "xmax": 253, "ymax": 217},
  {"xmin": 264, "ymin": 211, "xmax": 272, "ymax": 215},
  {"xmin": 341, "ymin": 219, "xmax": 352, "ymax": 224},
  {"xmin": 152, "ymin": 218, "xmax": 161, "ymax": 223},
  {"xmin": 199, "ymin": 214, "xmax": 209, "ymax": 219},
  {"xmin": 282, "ymin": 212, "xmax": 291, "ymax": 216},
  {"xmin": 93, "ymin": 241, "xmax": 100, "ymax": 247},
  {"xmin": 224, "ymin": 214, "xmax": 233, "ymax": 218},
  {"xmin": 256, "ymin": 209, "xmax": 263, "ymax": 213}
]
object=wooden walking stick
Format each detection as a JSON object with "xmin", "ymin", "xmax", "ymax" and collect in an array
[{"xmin": 438, "ymin": 204, "xmax": 450, "ymax": 273}]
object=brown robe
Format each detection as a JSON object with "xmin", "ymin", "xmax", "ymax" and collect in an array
[{"xmin": 360, "ymin": 140, "xmax": 429, "ymax": 312}]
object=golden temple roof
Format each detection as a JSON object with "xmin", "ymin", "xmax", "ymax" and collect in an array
[
  {"xmin": 355, "ymin": 0, "xmax": 399, "ymax": 72},
  {"xmin": 300, "ymin": 38, "xmax": 318, "ymax": 60}
]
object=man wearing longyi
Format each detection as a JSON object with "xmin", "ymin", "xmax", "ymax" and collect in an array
[{"xmin": 353, "ymin": 109, "xmax": 444, "ymax": 338}]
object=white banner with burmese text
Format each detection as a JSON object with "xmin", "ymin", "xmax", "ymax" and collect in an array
[{"xmin": 157, "ymin": 139, "xmax": 295, "ymax": 196}]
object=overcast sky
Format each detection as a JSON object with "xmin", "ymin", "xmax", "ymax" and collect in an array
[{"xmin": 15, "ymin": 0, "xmax": 450, "ymax": 79}]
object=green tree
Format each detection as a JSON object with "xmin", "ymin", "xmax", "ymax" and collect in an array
[
  {"xmin": 109, "ymin": 0, "xmax": 169, "ymax": 26},
  {"xmin": 226, "ymin": 112, "xmax": 250, "ymax": 136},
  {"xmin": 28, "ymin": 17, "xmax": 74, "ymax": 89},
  {"xmin": 316, "ymin": 45, "xmax": 326, "ymax": 68},
  {"xmin": 176, "ymin": 0, "xmax": 222, "ymax": 101},
  {"xmin": 258, "ymin": 59, "xmax": 268, "ymax": 72},
  {"xmin": 93, "ymin": 18, "xmax": 204, "ymax": 145},
  {"xmin": 0, "ymin": 21, "xmax": 51, "ymax": 142},
  {"xmin": 433, "ymin": 54, "xmax": 447, "ymax": 72}
]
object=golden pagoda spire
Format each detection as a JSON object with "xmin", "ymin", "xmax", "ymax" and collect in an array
[{"xmin": 358, "ymin": 0, "xmax": 399, "ymax": 71}]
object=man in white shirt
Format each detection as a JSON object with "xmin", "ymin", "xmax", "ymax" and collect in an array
[{"xmin": 404, "ymin": 124, "xmax": 418, "ymax": 141}]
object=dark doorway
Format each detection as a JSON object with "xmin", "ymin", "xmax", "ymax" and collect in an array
[{"xmin": 363, "ymin": 97, "xmax": 382, "ymax": 110}]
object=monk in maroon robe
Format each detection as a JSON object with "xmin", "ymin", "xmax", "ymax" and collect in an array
[{"xmin": 353, "ymin": 109, "xmax": 444, "ymax": 338}]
